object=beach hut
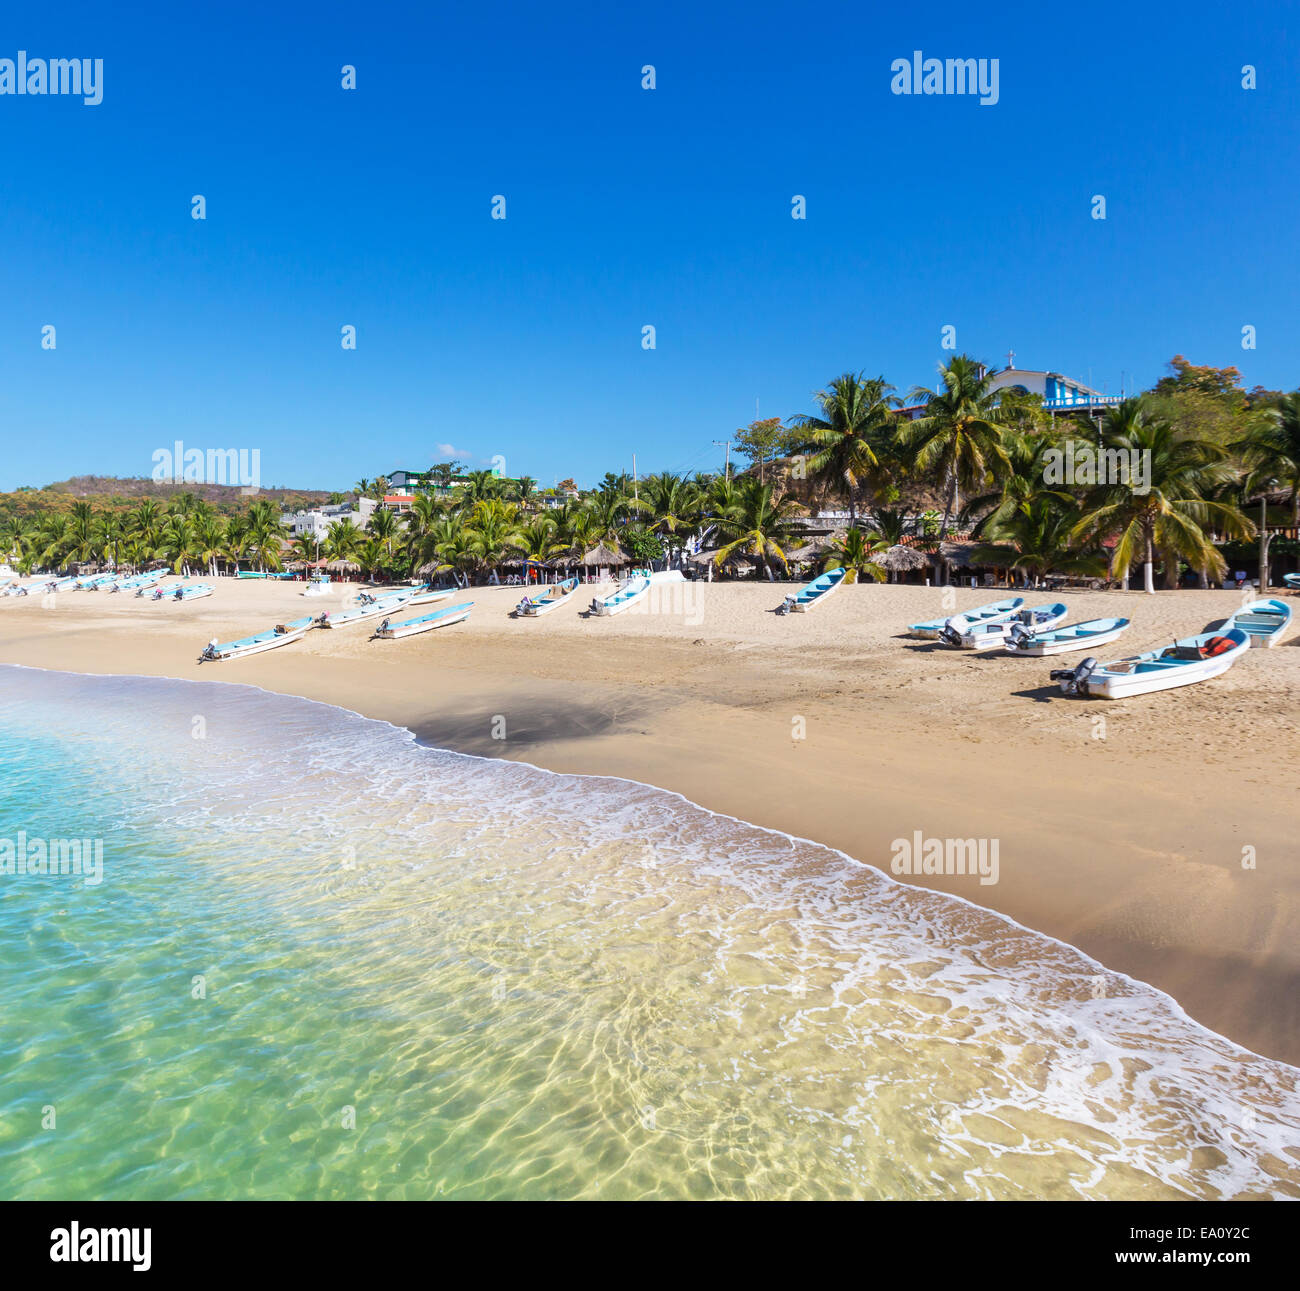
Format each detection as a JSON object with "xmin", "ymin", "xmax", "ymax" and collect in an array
[{"xmin": 875, "ymin": 543, "xmax": 931, "ymax": 584}]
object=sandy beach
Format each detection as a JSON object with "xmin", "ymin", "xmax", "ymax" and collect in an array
[{"xmin": 2, "ymin": 575, "xmax": 1297, "ymax": 1066}]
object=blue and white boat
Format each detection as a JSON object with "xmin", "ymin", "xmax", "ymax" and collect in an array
[
  {"xmin": 200, "ymin": 615, "xmax": 316, "ymax": 662},
  {"xmin": 1225, "ymin": 598, "xmax": 1293, "ymax": 649},
  {"xmin": 107, "ymin": 573, "xmax": 153, "ymax": 593},
  {"xmin": 516, "ymin": 577, "xmax": 579, "ymax": 617},
  {"xmin": 909, "ymin": 597, "xmax": 1023, "ymax": 640},
  {"xmin": 591, "ymin": 571, "xmax": 651, "ymax": 617},
  {"xmin": 778, "ymin": 567, "xmax": 846, "ymax": 615},
  {"xmin": 1004, "ymin": 616, "xmax": 1131, "ymax": 657},
  {"xmin": 1050, "ymin": 628, "xmax": 1250, "ymax": 699},
  {"xmin": 373, "ymin": 601, "xmax": 474, "ymax": 639},
  {"xmin": 316, "ymin": 593, "xmax": 411, "ymax": 628},
  {"xmin": 1282, "ymin": 573, "xmax": 1300, "ymax": 590},
  {"xmin": 406, "ymin": 585, "xmax": 455, "ymax": 607},
  {"xmin": 945, "ymin": 602, "xmax": 1068, "ymax": 650},
  {"xmin": 166, "ymin": 583, "xmax": 214, "ymax": 602}
]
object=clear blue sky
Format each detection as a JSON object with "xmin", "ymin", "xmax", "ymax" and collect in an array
[{"xmin": 1, "ymin": 1, "xmax": 1296, "ymax": 492}]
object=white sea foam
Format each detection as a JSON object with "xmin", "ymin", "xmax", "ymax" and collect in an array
[{"xmin": 2, "ymin": 663, "xmax": 1298, "ymax": 1200}]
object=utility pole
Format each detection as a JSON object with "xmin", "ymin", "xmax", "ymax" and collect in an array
[
  {"xmin": 632, "ymin": 453, "xmax": 638, "ymax": 505},
  {"xmin": 713, "ymin": 440, "xmax": 731, "ymax": 479}
]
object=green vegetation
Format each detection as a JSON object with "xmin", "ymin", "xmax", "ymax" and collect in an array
[{"xmin": 4, "ymin": 356, "xmax": 1296, "ymax": 591}]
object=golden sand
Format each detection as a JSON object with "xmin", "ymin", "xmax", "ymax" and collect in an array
[{"xmin": 2, "ymin": 575, "xmax": 1297, "ymax": 1064}]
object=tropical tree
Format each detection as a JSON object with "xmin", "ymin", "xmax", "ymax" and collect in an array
[
  {"xmin": 786, "ymin": 373, "xmax": 897, "ymax": 525},
  {"xmin": 712, "ymin": 479, "xmax": 802, "ymax": 579},
  {"xmin": 899, "ymin": 355, "xmax": 1012, "ymax": 553},
  {"xmin": 821, "ymin": 527, "xmax": 888, "ymax": 583},
  {"xmin": 639, "ymin": 473, "xmax": 700, "ymax": 545},
  {"xmin": 1071, "ymin": 399, "xmax": 1254, "ymax": 593},
  {"xmin": 968, "ymin": 496, "xmax": 1109, "ymax": 586},
  {"xmin": 366, "ymin": 506, "xmax": 401, "ymax": 564},
  {"xmin": 511, "ymin": 516, "xmax": 564, "ymax": 564},
  {"xmin": 1233, "ymin": 390, "xmax": 1300, "ymax": 587}
]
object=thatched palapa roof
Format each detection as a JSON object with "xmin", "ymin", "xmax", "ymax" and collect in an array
[
  {"xmin": 875, "ymin": 544, "xmax": 932, "ymax": 573},
  {"xmin": 580, "ymin": 542, "xmax": 629, "ymax": 567}
]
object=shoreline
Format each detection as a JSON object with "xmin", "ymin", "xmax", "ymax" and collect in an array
[{"xmin": 2, "ymin": 576, "xmax": 1298, "ymax": 1064}]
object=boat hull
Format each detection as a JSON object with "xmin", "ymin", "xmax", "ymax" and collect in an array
[
  {"xmin": 373, "ymin": 603, "xmax": 473, "ymax": 638},
  {"xmin": 518, "ymin": 580, "xmax": 579, "ymax": 617},
  {"xmin": 910, "ymin": 597, "xmax": 1024, "ymax": 638},
  {"xmin": 593, "ymin": 577, "xmax": 650, "ymax": 616},
  {"xmin": 1007, "ymin": 623, "xmax": 1129, "ymax": 656},
  {"xmin": 787, "ymin": 568, "xmax": 847, "ymax": 613},
  {"xmin": 1226, "ymin": 598, "xmax": 1292, "ymax": 648},
  {"xmin": 1060, "ymin": 629, "xmax": 1251, "ymax": 699}
]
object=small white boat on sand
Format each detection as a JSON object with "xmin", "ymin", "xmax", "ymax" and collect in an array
[
  {"xmin": 373, "ymin": 601, "xmax": 474, "ymax": 639},
  {"xmin": 406, "ymin": 585, "xmax": 455, "ymax": 607},
  {"xmin": 1283, "ymin": 573, "xmax": 1300, "ymax": 590},
  {"xmin": 778, "ymin": 567, "xmax": 846, "ymax": 615},
  {"xmin": 591, "ymin": 571, "xmax": 651, "ymax": 617},
  {"xmin": 200, "ymin": 615, "xmax": 316, "ymax": 662},
  {"xmin": 157, "ymin": 583, "xmax": 214, "ymax": 602},
  {"xmin": 1050, "ymin": 628, "xmax": 1250, "ymax": 699},
  {"xmin": 944, "ymin": 602, "xmax": 1068, "ymax": 650},
  {"xmin": 910, "ymin": 597, "xmax": 1023, "ymax": 640},
  {"xmin": 1005, "ymin": 617, "xmax": 1131, "ymax": 657},
  {"xmin": 315, "ymin": 594, "xmax": 410, "ymax": 628},
  {"xmin": 516, "ymin": 578, "xmax": 579, "ymax": 617},
  {"xmin": 1225, "ymin": 598, "xmax": 1292, "ymax": 648}
]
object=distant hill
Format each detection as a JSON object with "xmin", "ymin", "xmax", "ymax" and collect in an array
[{"xmin": 0, "ymin": 476, "xmax": 340, "ymax": 519}]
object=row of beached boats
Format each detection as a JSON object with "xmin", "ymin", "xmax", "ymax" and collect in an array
[
  {"xmin": 199, "ymin": 568, "xmax": 687, "ymax": 660},
  {"xmin": 906, "ymin": 593, "xmax": 1293, "ymax": 699},
  {"xmin": 199, "ymin": 583, "xmax": 477, "ymax": 661},
  {"xmin": 1, "ymin": 570, "xmax": 215, "ymax": 600}
]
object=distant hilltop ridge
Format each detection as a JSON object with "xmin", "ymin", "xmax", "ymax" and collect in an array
[{"xmin": 0, "ymin": 476, "xmax": 335, "ymax": 516}]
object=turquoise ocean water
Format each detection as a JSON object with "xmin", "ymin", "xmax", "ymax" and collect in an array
[{"xmin": 0, "ymin": 665, "xmax": 1297, "ymax": 1199}]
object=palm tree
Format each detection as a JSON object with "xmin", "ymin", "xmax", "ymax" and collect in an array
[
  {"xmin": 192, "ymin": 514, "xmax": 229, "ymax": 578},
  {"xmin": 1071, "ymin": 399, "xmax": 1254, "ymax": 593},
  {"xmin": 583, "ymin": 489, "xmax": 638, "ymax": 546},
  {"xmin": 640, "ymin": 473, "xmax": 700, "ymax": 545},
  {"xmin": 290, "ymin": 532, "xmax": 320, "ymax": 569},
  {"xmin": 899, "ymin": 355, "xmax": 1012, "ymax": 557},
  {"xmin": 821, "ymin": 527, "xmax": 888, "ymax": 583},
  {"xmin": 466, "ymin": 500, "xmax": 523, "ymax": 574},
  {"xmin": 325, "ymin": 520, "xmax": 363, "ymax": 564},
  {"xmin": 511, "ymin": 515, "xmax": 563, "ymax": 564},
  {"xmin": 157, "ymin": 514, "xmax": 198, "ymax": 575},
  {"xmin": 786, "ymin": 373, "xmax": 897, "ymax": 525},
  {"xmin": 968, "ymin": 495, "xmax": 1109, "ymax": 586},
  {"xmin": 462, "ymin": 470, "xmax": 501, "ymax": 505},
  {"xmin": 366, "ymin": 507, "xmax": 401, "ymax": 564},
  {"xmin": 712, "ymin": 479, "xmax": 802, "ymax": 579},
  {"xmin": 1233, "ymin": 390, "xmax": 1300, "ymax": 588},
  {"xmin": 513, "ymin": 476, "xmax": 538, "ymax": 510}
]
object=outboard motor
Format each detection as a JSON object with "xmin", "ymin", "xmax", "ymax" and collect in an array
[
  {"xmin": 516, "ymin": 598, "xmax": 531, "ymax": 616},
  {"xmin": 939, "ymin": 622, "xmax": 964, "ymax": 646},
  {"xmin": 1050, "ymin": 657, "xmax": 1099, "ymax": 696},
  {"xmin": 378, "ymin": 617, "xmax": 390, "ymax": 633},
  {"xmin": 775, "ymin": 596, "xmax": 794, "ymax": 616},
  {"xmin": 1008, "ymin": 622, "xmax": 1033, "ymax": 650}
]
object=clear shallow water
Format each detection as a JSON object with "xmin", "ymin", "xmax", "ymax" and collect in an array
[{"xmin": 0, "ymin": 666, "xmax": 1297, "ymax": 1200}]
